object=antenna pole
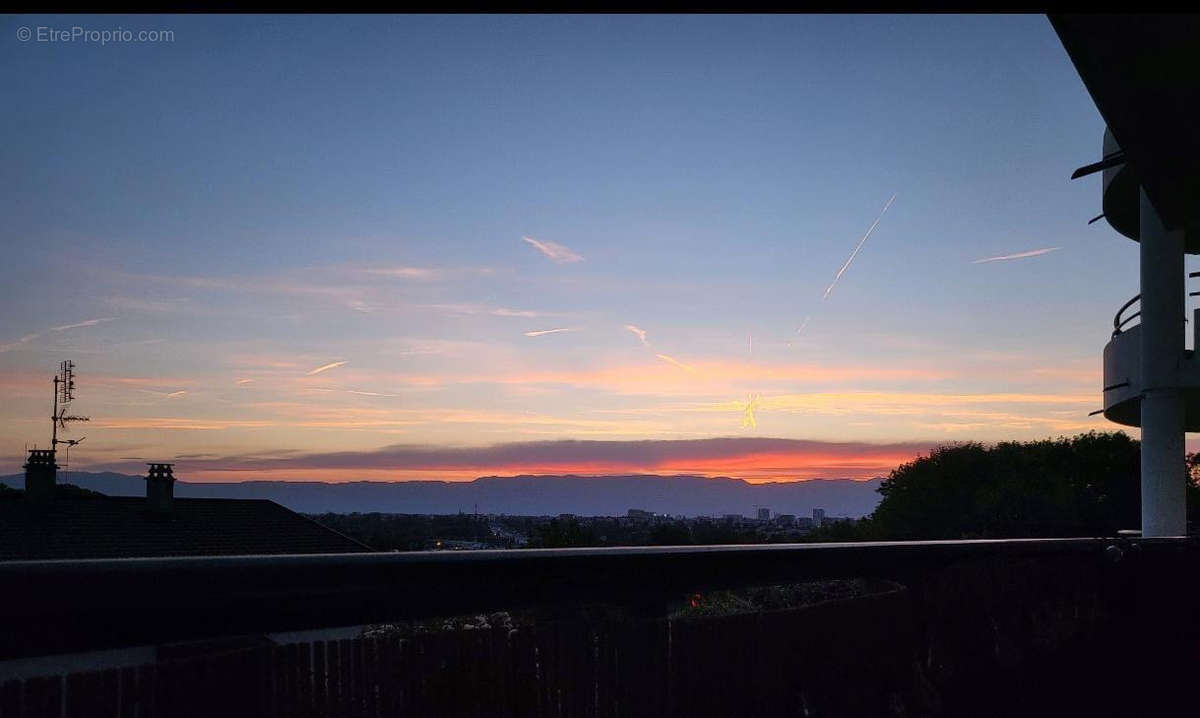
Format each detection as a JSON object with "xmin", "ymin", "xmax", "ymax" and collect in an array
[
  {"xmin": 51, "ymin": 364, "xmax": 60, "ymax": 450},
  {"xmin": 49, "ymin": 361, "xmax": 88, "ymax": 485}
]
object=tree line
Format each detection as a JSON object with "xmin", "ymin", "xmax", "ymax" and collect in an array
[{"xmin": 806, "ymin": 431, "xmax": 1200, "ymax": 541}]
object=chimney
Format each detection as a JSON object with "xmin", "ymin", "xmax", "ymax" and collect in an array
[
  {"xmin": 24, "ymin": 449, "xmax": 57, "ymax": 502},
  {"xmin": 145, "ymin": 463, "xmax": 175, "ymax": 514}
]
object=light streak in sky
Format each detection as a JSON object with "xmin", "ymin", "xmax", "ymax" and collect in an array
[
  {"xmin": 625, "ymin": 324, "xmax": 649, "ymax": 346},
  {"xmin": 741, "ymin": 393, "xmax": 761, "ymax": 430},
  {"xmin": 306, "ymin": 360, "xmax": 348, "ymax": 375},
  {"xmin": 50, "ymin": 318, "xmax": 115, "ymax": 332},
  {"xmin": 0, "ymin": 317, "xmax": 115, "ymax": 353},
  {"xmin": 971, "ymin": 247, "xmax": 1061, "ymax": 264},
  {"xmin": 524, "ymin": 328, "xmax": 574, "ymax": 337},
  {"xmin": 796, "ymin": 316, "xmax": 811, "ymax": 336},
  {"xmin": 521, "ymin": 236, "xmax": 584, "ymax": 263},
  {"xmin": 655, "ymin": 353, "xmax": 695, "ymax": 373},
  {"xmin": 823, "ymin": 193, "xmax": 897, "ymax": 300}
]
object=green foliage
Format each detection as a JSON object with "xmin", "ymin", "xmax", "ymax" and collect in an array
[{"xmin": 866, "ymin": 431, "xmax": 1184, "ymax": 540}]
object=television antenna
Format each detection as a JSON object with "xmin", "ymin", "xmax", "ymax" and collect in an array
[
  {"xmin": 50, "ymin": 361, "xmax": 89, "ymax": 481},
  {"xmin": 60, "ymin": 437, "xmax": 86, "ymax": 485}
]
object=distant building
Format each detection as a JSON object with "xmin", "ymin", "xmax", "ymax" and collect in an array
[
  {"xmin": 813, "ymin": 508, "xmax": 826, "ymax": 528},
  {"xmin": 775, "ymin": 514, "xmax": 796, "ymax": 527},
  {"xmin": 0, "ymin": 452, "xmax": 370, "ymax": 560},
  {"xmin": 756, "ymin": 507, "xmax": 771, "ymax": 522},
  {"xmin": 627, "ymin": 508, "xmax": 653, "ymax": 519}
]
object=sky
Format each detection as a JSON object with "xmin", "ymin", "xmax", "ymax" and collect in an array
[{"xmin": 0, "ymin": 14, "xmax": 1182, "ymax": 483}]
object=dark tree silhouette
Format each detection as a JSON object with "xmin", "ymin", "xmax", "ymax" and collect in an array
[{"xmin": 866, "ymin": 431, "xmax": 1199, "ymax": 540}]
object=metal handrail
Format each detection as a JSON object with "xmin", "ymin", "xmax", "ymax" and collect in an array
[
  {"xmin": 0, "ymin": 537, "xmax": 1190, "ymax": 661},
  {"xmin": 1112, "ymin": 273, "xmax": 1200, "ymax": 337},
  {"xmin": 1113, "ymin": 294, "xmax": 1141, "ymax": 336}
]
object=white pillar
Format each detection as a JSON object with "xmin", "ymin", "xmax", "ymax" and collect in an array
[{"xmin": 1139, "ymin": 187, "xmax": 1187, "ymax": 536}]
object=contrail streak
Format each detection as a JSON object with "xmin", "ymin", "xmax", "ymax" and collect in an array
[
  {"xmin": 521, "ymin": 236, "xmax": 584, "ymax": 264},
  {"xmin": 307, "ymin": 360, "xmax": 348, "ymax": 375},
  {"xmin": 624, "ymin": 324, "xmax": 649, "ymax": 347},
  {"xmin": 823, "ymin": 193, "xmax": 897, "ymax": 300},
  {"xmin": 50, "ymin": 317, "xmax": 115, "ymax": 332},
  {"xmin": 0, "ymin": 317, "xmax": 115, "ymax": 353},
  {"xmin": 971, "ymin": 247, "xmax": 1061, "ymax": 264},
  {"xmin": 796, "ymin": 316, "xmax": 811, "ymax": 336},
  {"xmin": 655, "ymin": 354, "xmax": 695, "ymax": 373},
  {"xmin": 524, "ymin": 328, "xmax": 573, "ymax": 337}
]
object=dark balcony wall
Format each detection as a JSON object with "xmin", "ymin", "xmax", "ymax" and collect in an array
[{"xmin": 3, "ymin": 549, "xmax": 1196, "ymax": 717}]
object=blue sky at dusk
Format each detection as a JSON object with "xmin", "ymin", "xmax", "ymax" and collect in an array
[{"xmin": 1, "ymin": 14, "xmax": 1174, "ymax": 481}]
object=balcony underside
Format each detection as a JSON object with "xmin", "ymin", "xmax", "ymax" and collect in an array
[{"xmin": 1102, "ymin": 320, "xmax": 1200, "ymax": 429}]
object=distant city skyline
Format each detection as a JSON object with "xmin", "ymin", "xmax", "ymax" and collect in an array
[{"xmin": 3, "ymin": 14, "xmax": 1190, "ymax": 482}]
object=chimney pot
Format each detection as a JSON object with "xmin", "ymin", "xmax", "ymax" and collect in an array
[
  {"xmin": 146, "ymin": 463, "xmax": 175, "ymax": 514},
  {"xmin": 24, "ymin": 449, "xmax": 57, "ymax": 502}
]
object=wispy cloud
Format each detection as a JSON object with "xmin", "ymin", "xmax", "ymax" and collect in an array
[
  {"xmin": 624, "ymin": 324, "xmax": 649, "ymax": 347},
  {"xmin": 524, "ymin": 328, "xmax": 574, "ymax": 337},
  {"xmin": 135, "ymin": 388, "xmax": 189, "ymax": 400},
  {"xmin": 306, "ymin": 360, "xmax": 348, "ymax": 375},
  {"xmin": 0, "ymin": 317, "xmax": 115, "ymax": 353},
  {"xmin": 522, "ymin": 236, "xmax": 584, "ymax": 264},
  {"xmin": 362, "ymin": 265, "xmax": 495, "ymax": 281},
  {"xmin": 364, "ymin": 266, "xmax": 440, "ymax": 280},
  {"xmin": 430, "ymin": 303, "xmax": 542, "ymax": 319},
  {"xmin": 0, "ymin": 333, "xmax": 42, "ymax": 353},
  {"xmin": 824, "ymin": 194, "xmax": 896, "ymax": 300},
  {"xmin": 971, "ymin": 247, "xmax": 1060, "ymax": 264},
  {"xmin": 50, "ymin": 317, "xmax": 115, "ymax": 332},
  {"xmin": 655, "ymin": 354, "xmax": 695, "ymax": 373}
]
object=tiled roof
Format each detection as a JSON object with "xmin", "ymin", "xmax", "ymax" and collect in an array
[{"xmin": 0, "ymin": 494, "xmax": 371, "ymax": 560}]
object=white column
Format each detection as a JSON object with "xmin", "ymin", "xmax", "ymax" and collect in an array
[{"xmin": 1139, "ymin": 186, "xmax": 1187, "ymax": 536}]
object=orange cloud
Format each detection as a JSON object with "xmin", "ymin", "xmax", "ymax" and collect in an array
[{"xmin": 106, "ymin": 437, "xmax": 934, "ymax": 483}]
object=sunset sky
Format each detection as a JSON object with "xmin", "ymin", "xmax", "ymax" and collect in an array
[{"xmin": 2, "ymin": 14, "xmax": 1188, "ymax": 482}]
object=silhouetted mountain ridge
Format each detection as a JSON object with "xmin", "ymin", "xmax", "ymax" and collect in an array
[{"xmin": 0, "ymin": 472, "xmax": 883, "ymax": 517}]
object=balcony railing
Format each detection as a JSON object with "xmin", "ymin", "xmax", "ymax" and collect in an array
[
  {"xmin": 2, "ymin": 537, "xmax": 1198, "ymax": 717},
  {"xmin": 1112, "ymin": 270, "xmax": 1200, "ymax": 337}
]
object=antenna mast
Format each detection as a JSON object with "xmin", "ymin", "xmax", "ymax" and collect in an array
[{"xmin": 50, "ymin": 360, "xmax": 89, "ymax": 481}]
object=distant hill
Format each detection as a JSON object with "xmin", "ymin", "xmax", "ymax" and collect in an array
[{"xmin": 0, "ymin": 472, "xmax": 884, "ymax": 518}]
